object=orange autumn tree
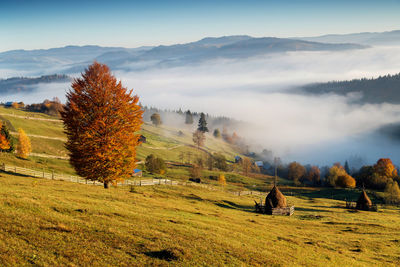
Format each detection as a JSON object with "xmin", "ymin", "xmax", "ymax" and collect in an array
[
  {"xmin": 16, "ymin": 128, "xmax": 31, "ymax": 159},
  {"xmin": 374, "ymin": 158, "xmax": 398, "ymax": 179},
  {"xmin": 61, "ymin": 62, "xmax": 143, "ymax": 188},
  {"xmin": 0, "ymin": 121, "xmax": 14, "ymax": 152}
]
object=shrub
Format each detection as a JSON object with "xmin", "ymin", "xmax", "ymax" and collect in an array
[
  {"xmin": 145, "ymin": 154, "xmax": 166, "ymax": 174},
  {"xmin": 213, "ymin": 153, "xmax": 228, "ymax": 171},
  {"xmin": 218, "ymin": 174, "xmax": 226, "ymax": 186},
  {"xmin": 189, "ymin": 165, "xmax": 201, "ymax": 179},
  {"xmin": 327, "ymin": 165, "xmax": 356, "ymax": 188},
  {"xmin": 384, "ymin": 181, "xmax": 400, "ymax": 204}
]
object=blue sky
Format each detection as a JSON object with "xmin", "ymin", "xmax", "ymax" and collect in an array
[{"xmin": 1, "ymin": 0, "xmax": 400, "ymax": 52}]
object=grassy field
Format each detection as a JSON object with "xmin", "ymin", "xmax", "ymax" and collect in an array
[
  {"xmin": 0, "ymin": 172, "xmax": 399, "ymax": 266},
  {"xmin": 0, "ymin": 106, "xmax": 240, "ymax": 173}
]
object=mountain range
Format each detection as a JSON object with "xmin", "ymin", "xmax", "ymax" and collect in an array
[
  {"xmin": 295, "ymin": 30, "xmax": 400, "ymax": 45},
  {"xmin": 0, "ymin": 36, "xmax": 366, "ymax": 75}
]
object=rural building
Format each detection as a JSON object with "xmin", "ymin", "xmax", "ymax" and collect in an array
[
  {"xmin": 133, "ymin": 169, "xmax": 143, "ymax": 177},
  {"xmin": 234, "ymin": 156, "xmax": 242, "ymax": 163},
  {"xmin": 139, "ymin": 135, "xmax": 147, "ymax": 144}
]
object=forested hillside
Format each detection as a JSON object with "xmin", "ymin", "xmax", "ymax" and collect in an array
[
  {"xmin": 0, "ymin": 74, "xmax": 70, "ymax": 94},
  {"xmin": 302, "ymin": 73, "xmax": 400, "ymax": 104}
]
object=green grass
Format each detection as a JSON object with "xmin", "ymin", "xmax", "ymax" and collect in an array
[{"xmin": 0, "ymin": 172, "xmax": 399, "ymax": 266}]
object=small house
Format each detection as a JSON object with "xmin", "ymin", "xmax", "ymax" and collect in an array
[
  {"xmin": 234, "ymin": 156, "xmax": 242, "ymax": 163},
  {"xmin": 138, "ymin": 135, "xmax": 147, "ymax": 144},
  {"xmin": 133, "ymin": 169, "xmax": 143, "ymax": 177}
]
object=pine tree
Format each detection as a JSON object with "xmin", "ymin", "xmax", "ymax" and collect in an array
[
  {"xmin": 61, "ymin": 62, "xmax": 143, "ymax": 188},
  {"xmin": 16, "ymin": 128, "xmax": 31, "ymax": 159},
  {"xmin": 197, "ymin": 112, "xmax": 208, "ymax": 133},
  {"xmin": 185, "ymin": 110, "xmax": 193, "ymax": 124},
  {"xmin": 344, "ymin": 160, "xmax": 350, "ymax": 174}
]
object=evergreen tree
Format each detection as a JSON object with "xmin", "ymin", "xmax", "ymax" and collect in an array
[
  {"xmin": 344, "ymin": 160, "xmax": 350, "ymax": 174},
  {"xmin": 197, "ymin": 112, "xmax": 209, "ymax": 133},
  {"xmin": 185, "ymin": 110, "xmax": 193, "ymax": 124}
]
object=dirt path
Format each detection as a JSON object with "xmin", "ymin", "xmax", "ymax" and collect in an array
[
  {"xmin": 143, "ymin": 144, "xmax": 183, "ymax": 150},
  {"xmin": 29, "ymin": 152, "xmax": 69, "ymax": 160},
  {"xmin": 0, "ymin": 113, "xmax": 62, "ymax": 123},
  {"xmin": 10, "ymin": 131, "xmax": 67, "ymax": 142}
]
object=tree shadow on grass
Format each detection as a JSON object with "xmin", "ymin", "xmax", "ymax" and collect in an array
[
  {"xmin": 214, "ymin": 200, "xmax": 255, "ymax": 212},
  {"xmin": 295, "ymin": 207, "xmax": 331, "ymax": 213},
  {"xmin": 0, "ymin": 170, "xmax": 35, "ymax": 179}
]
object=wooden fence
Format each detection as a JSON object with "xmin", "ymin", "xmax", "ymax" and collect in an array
[
  {"xmin": 1, "ymin": 163, "xmax": 271, "ymax": 197},
  {"xmin": 0, "ymin": 163, "xmax": 178, "ymax": 187}
]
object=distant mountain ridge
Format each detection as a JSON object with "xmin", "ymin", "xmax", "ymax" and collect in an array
[
  {"xmin": 0, "ymin": 35, "xmax": 367, "ymax": 75},
  {"xmin": 296, "ymin": 30, "xmax": 400, "ymax": 45},
  {"xmin": 0, "ymin": 74, "xmax": 71, "ymax": 94},
  {"xmin": 302, "ymin": 73, "xmax": 400, "ymax": 104}
]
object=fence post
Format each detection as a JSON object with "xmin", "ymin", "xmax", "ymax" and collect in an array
[
  {"xmin": 14, "ymin": 166, "xmax": 17, "ymax": 173},
  {"xmin": 1, "ymin": 163, "xmax": 5, "ymax": 171},
  {"xmin": 52, "ymin": 171, "xmax": 54, "ymax": 180},
  {"xmin": 140, "ymin": 179, "xmax": 142, "ymax": 186}
]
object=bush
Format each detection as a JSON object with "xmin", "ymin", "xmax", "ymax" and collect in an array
[
  {"xmin": 145, "ymin": 154, "xmax": 166, "ymax": 174},
  {"xmin": 189, "ymin": 164, "xmax": 201, "ymax": 179},
  {"xmin": 213, "ymin": 153, "xmax": 228, "ymax": 171},
  {"xmin": 327, "ymin": 165, "xmax": 356, "ymax": 188},
  {"xmin": 384, "ymin": 181, "xmax": 400, "ymax": 204},
  {"xmin": 218, "ymin": 174, "xmax": 226, "ymax": 186}
]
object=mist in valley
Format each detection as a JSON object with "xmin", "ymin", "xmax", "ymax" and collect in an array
[{"xmin": 2, "ymin": 46, "xmax": 400, "ymax": 168}]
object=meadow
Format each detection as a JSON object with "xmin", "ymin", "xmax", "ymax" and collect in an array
[
  {"xmin": 0, "ymin": 172, "xmax": 399, "ymax": 266},
  {"xmin": 1, "ymin": 105, "xmax": 399, "ymax": 266}
]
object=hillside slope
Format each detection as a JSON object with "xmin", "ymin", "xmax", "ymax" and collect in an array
[
  {"xmin": 0, "ymin": 172, "xmax": 399, "ymax": 266},
  {"xmin": 301, "ymin": 73, "xmax": 400, "ymax": 104}
]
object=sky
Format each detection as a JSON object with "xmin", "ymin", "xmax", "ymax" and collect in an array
[{"xmin": 1, "ymin": 0, "xmax": 400, "ymax": 52}]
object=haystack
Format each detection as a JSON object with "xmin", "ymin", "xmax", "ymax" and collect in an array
[
  {"xmin": 265, "ymin": 186, "xmax": 287, "ymax": 210},
  {"xmin": 356, "ymin": 190, "xmax": 372, "ymax": 211}
]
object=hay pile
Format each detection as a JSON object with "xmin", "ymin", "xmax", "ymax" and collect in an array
[
  {"xmin": 265, "ymin": 186, "xmax": 287, "ymax": 210},
  {"xmin": 356, "ymin": 190, "xmax": 372, "ymax": 211}
]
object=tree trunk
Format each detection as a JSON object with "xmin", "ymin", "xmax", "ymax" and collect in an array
[{"xmin": 104, "ymin": 182, "xmax": 109, "ymax": 189}]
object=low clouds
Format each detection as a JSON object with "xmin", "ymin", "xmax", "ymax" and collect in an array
[
  {"xmin": 3, "ymin": 45, "xmax": 400, "ymax": 165},
  {"xmin": 116, "ymin": 46, "xmax": 400, "ymax": 164}
]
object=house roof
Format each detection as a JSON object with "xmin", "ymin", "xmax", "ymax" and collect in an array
[
  {"xmin": 133, "ymin": 169, "xmax": 142, "ymax": 173},
  {"xmin": 255, "ymin": 161, "xmax": 263, "ymax": 167}
]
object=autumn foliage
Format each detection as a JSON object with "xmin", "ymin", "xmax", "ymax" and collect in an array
[
  {"xmin": 288, "ymin": 161, "xmax": 306, "ymax": 185},
  {"xmin": 192, "ymin": 130, "xmax": 205, "ymax": 148},
  {"xmin": 327, "ymin": 165, "xmax": 356, "ymax": 188},
  {"xmin": 218, "ymin": 173, "xmax": 226, "ymax": 186},
  {"xmin": 374, "ymin": 158, "xmax": 398, "ymax": 178},
  {"xmin": 61, "ymin": 62, "xmax": 143, "ymax": 188},
  {"xmin": 0, "ymin": 121, "xmax": 14, "ymax": 152},
  {"xmin": 16, "ymin": 128, "xmax": 31, "ymax": 159}
]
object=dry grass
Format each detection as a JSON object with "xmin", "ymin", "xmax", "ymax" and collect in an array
[{"xmin": 0, "ymin": 172, "xmax": 399, "ymax": 266}]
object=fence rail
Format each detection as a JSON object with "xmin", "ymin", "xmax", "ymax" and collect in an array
[
  {"xmin": 1, "ymin": 163, "xmax": 269, "ymax": 197},
  {"xmin": 0, "ymin": 163, "xmax": 178, "ymax": 187}
]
